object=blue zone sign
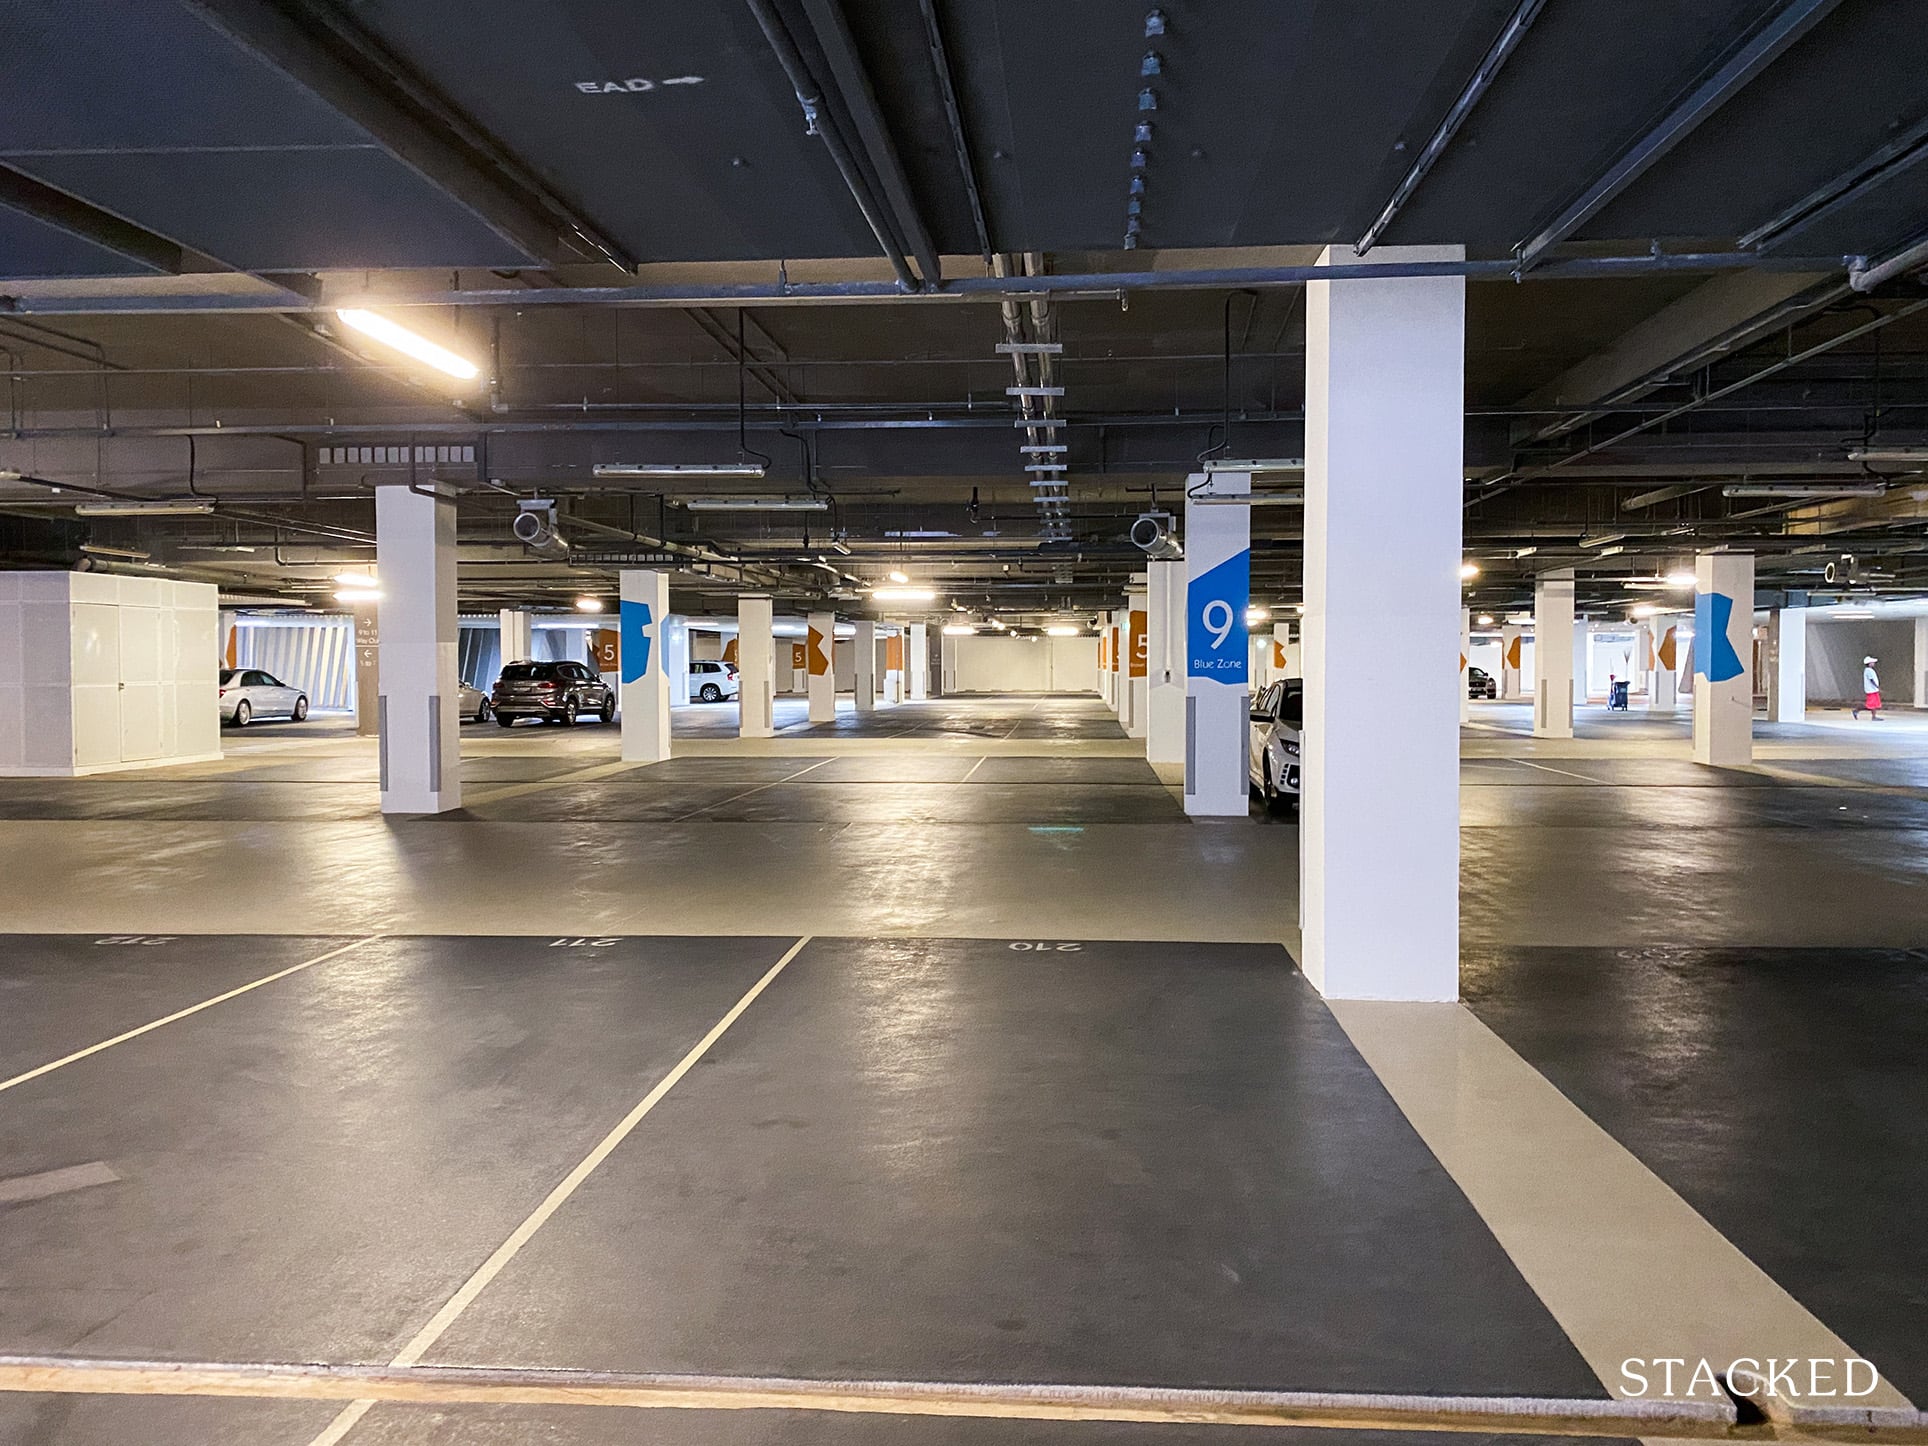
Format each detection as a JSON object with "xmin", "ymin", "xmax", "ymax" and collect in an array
[
  {"xmin": 1693, "ymin": 590, "xmax": 1745, "ymax": 682},
  {"xmin": 619, "ymin": 599, "xmax": 654, "ymax": 684},
  {"xmin": 1187, "ymin": 550, "xmax": 1250, "ymax": 682}
]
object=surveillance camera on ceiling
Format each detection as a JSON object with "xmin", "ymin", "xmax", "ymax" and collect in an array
[
  {"xmin": 512, "ymin": 498, "xmax": 570, "ymax": 560},
  {"xmin": 1129, "ymin": 511, "xmax": 1181, "ymax": 559}
]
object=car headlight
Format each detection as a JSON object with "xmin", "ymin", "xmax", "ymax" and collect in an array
[{"xmin": 1284, "ymin": 741, "xmax": 1300, "ymax": 756}]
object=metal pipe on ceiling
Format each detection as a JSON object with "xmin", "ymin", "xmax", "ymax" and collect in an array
[
  {"xmin": 743, "ymin": 0, "xmax": 921, "ymax": 292},
  {"xmin": 1513, "ymin": 0, "xmax": 1847, "ymax": 271},
  {"xmin": 0, "ymin": 251, "xmax": 1855, "ymax": 316},
  {"xmin": 1355, "ymin": 0, "xmax": 1547, "ymax": 255},
  {"xmin": 917, "ymin": 0, "xmax": 993, "ymax": 265}
]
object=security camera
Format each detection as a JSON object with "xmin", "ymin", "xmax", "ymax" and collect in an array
[
  {"xmin": 512, "ymin": 499, "xmax": 570, "ymax": 560},
  {"xmin": 1130, "ymin": 511, "xmax": 1181, "ymax": 559}
]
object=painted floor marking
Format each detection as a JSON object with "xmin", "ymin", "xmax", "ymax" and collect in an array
[
  {"xmin": 959, "ymin": 756, "xmax": 988, "ymax": 783},
  {"xmin": 304, "ymin": 934, "xmax": 814, "ymax": 1446},
  {"xmin": 0, "ymin": 937, "xmax": 384, "ymax": 1097},
  {"xmin": 668, "ymin": 759, "xmax": 835, "ymax": 822},
  {"xmin": 1507, "ymin": 758, "xmax": 1606, "ymax": 784},
  {"xmin": 460, "ymin": 758, "xmax": 650, "ymax": 808},
  {"xmin": 1328, "ymin": 1001, "xmax": 1914, "ymax": 1413},
  {"xmin": 0, "ymin": 1161, "xmax": 120, "ymax": 1206}
]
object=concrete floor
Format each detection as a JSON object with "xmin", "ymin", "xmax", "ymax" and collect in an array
[{"xmin": 0, "ymin": 692, "xmax": 1923, "ymax": 1441}]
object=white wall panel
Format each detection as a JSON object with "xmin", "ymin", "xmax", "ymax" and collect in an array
[{"xmin": 949, "ymin": 635, "xmax": 1099, "ymax": 693}]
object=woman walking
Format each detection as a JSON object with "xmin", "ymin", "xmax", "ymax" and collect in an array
[{"xmin": 1852, "ymin": 656, "xmax": 1883, "ymax": 720}]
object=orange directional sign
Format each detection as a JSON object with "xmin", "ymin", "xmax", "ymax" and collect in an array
[
  {"xmin": 1129, "ymin": 611, "xmax": 1148, "ymax": 678},
  {"xmin": 1658, "ymin": 625, "xmax": 1678, "ymax": 671},
  {"xmin": 807, "ymin": 625, "xmax": 831, "ymax": 676},
  {"xmin": 1504, "ymin": 635, "xmax": 1523, "ymax": 669}
]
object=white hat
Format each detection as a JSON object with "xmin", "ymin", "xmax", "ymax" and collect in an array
[{"xmin": 1864, "ymin": 656, "xmax": 1877, "ymax": 664}]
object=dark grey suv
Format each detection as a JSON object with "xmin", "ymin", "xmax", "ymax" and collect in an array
[{"xmin": 491, "ymin": 660, "xmax": 616, "ymax": 727}]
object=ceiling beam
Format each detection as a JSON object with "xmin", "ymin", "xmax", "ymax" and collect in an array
[
  {"xmin": 178, "ymin": 0, "xmax": 624, "ymax": 269},
  {"xmin": 684, "ymin": 308, "xmax": 800, "ymax": 405},
  {"xmin": 1514, "ymin": 0, "xmax": 1846, "ymax": 270},
  {"xmin": 0, "ymin": 165, "xmax": 184, "ymax": 275},
  {"xmin": 1509, "ymin": 269, "xmax": 1844, "ymax": 446}
]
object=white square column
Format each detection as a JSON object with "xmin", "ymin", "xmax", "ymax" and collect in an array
[
  {"xmin": 1692, "ymin": 552, "xmax": 1755, "ymax": 765},
  {"xmin": 806, "ymin": 612, "xmax": 836, "ymax": 722},
  {"xmin": 1183, "ymin": 468, "xmax": 1250, "ymax": 816},
  {"xmin": 1125, "ymin": 584, "xmax": 1148, "ymax": 739},
  {"xmin": 1500, "ymin": 623, "xmax": 1525, "ymax": 700},
  {"xmin": 1533, "ymin": 571, "xmax": 1575, "ymax": 739},
  {"xmin": 1651, "ymin": 616, "xmax": 1681, "ymax": 711},
  {"xmin": 1302, "ymin": 244, "xmax": 1464, "ymax": 1002},
  {"xmin": 1146, "ymin": 558, "xmax": 1185, "ymax": 763},
  {"xmin": 376, "ymin": 484, "xmax": 461, "ymax": 814},
  {"xmin": 1459, "ymin": 609, "xmax": 1472, "ymax": 723},
  {"xmin": 619, "ymin": 570, "xmax": 671, "ymax": 763},
  {"xmin": 852, "ymin": 619, "xmax": 876, "ymax": 712},
  {"xmin": 1766, "ymin": 607, "xmax": 1807, "ymax": 723},
  {"xmin": 737, "ymin": 594, "xmax": 776, "ymax": 738},
  {"xmin": 664, "ymin": 616, "xmax": 691, "ymax": 705},
  {"xmin": 908, "ymin": 623, "xmax": 929, "ymax": 700},
  {"xmin": 498, "ymin": 609, "xmax": 532, "ymax": 669},
  {"xmin": 883, "ymin": 626, "xmax": 904, "ymax": 704},
  {"xmin": 1914, "ymin": 616, "xmax": 1928, "ymax": 708}
]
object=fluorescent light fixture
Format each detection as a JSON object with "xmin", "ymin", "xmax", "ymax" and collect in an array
[
  {"xmin": 680, "ymin": 496, "xmax": 828, "ymax": 511},
  {"xmin": 1593, "ymin": 545, "xmax": 1626, "ymax": 557},
  {"xmin": 594, "ymin": 462, "xmax": 768, "ymax": 479},
  {"xmin": 887, "ymin": 570, "xmax": 910, "ymax": 584},
  {"xmin": 1245, "ymin": 606, "xmax": 1270, "ymax": 624},
  {"xmin": 179, "ymin": 543, "xmax": 257, "ymax": 554},
  {"xmin": 575, "ymin": 597, "xmax": 604, "ymax": 613},
  {"xmin": 1477, "ymin": 614, "xmax": 1496, "ymax": 626},
  {"xmin": 1579, "ymin": 532, "xmax": 1627, "ymax": 548},
  {"xmin": 1046, "ymin": 625, "xmax": 1081, "ymax": 637},
  {"xmin": 1831, "ymin": 608, "xmax": 1875, "ymax": 618},
  {"xmin": 335, "ymin": 309, "xmax": 479, "ymax": 380},
  {"xmin": 1631, "ymin": 603, "xmax": 1661, "ymax": 618},
  {"xmin": 1664, "ymin": 570, "xmax": 1697, "ymax": 587},
  {"xmin": 79, "ymin": 543, "xmax": 152, "ymax": 561},
  {"xmin": 1723, "ymin": 483, "xmax": 1885, "ymax": 498},
  {"xmin": 333, "ymin": 588, "xmax": 381, "ymax": 603},
  {"xmin": 1201, "ymin": 458, "xmax": 1305, "ymax": 474},
  {"xmin": 1026, "ymin": 464, "xmax": 1069, "ymax": 472},
  {"xmin": 1459, "ymin": 562, "xmax": 1480, "ymax": 580},
  {"xmin": 333, "ymin": 572, "xmax": 378, "ymax": 589},
  {"xmin": 1020, "ymin": 444, "xmax": 1069, "ymax": 454},
  {"xmin": 1846, "ymin": 446, "xmax": 1928, "ymax": 463},
  {"xmin": 942, "ymin": 623, "xmax": 976, "ymax": 636},
  {"xmin": 869, "ymin": 587, "xmax": 937, "ymax": 603},
  {"xmin": 828, "ymin": 539, "xmax": 852, "ymax": 555},
  {"xmin": 74, "ymin": 500, "xmax": 215, "ymax": 516},
  {"xmin": 990, "ymin": 618, "xmax": 1008, "ymax": 630},
  {"xmin": 1015, "ymin": 418, "xmax": 1065, "ymax": 428}
]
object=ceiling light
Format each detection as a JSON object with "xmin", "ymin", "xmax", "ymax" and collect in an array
[
  {"xmin": 334, "ymin": 309, "xmax": 479, "ymax": 380},
  {"xmin": 680, "ymin": 496, "xmax": 827, "ymax": 511},
  {"xmin": 1579, "ymin": 532, "xmax": 1627, "ymax": 548},
  {"xmin": 1459, "ymin": 562, "xmax": 1479, "ymax": 580},
  {"xmin": 1020, "ymin": 444, "xmax": 1069, "ymax": 454},
  {"xmin": 869, "ymin": 587, "xmax": 937, "ymax": 602},
  {"xmin": 333, "ymin": 572, "xmax": 378, "ymax": 589},
  {"xmin": 333, "ymin": 589, "xmax": 381, "ymax": 603},
  {"xmin": 594, "ymin": 462, "xmax": 768, "ymax": 479},
  {"xmin": 179, "ymin": 543, "xmax": 257, "ymax": 554},
  {"xmin": 73, "ymin": 501, "xmax": 215, "ymax": 516},
  {"xmin": 990, "ymin": 618, "xmax": 1008, "ymax": 630},
  {"xmin": 1846, "ymin": 446, "xmax": 1928, "ymax": 463},
  {"xmin": 79, "ymin": 543, "xmax": 152, "ymax": 561},
  {"xmin": 1631, "ymin": 604, "xmax": 1661, "ymax": 618},
  {"xmin": 1664, "ymin": 570, "xmax": 1696, "ymax": 587},
  {"xmin": 1201, "ymin": 458, "xmax": 1305, "ymax": 474},
  {"xmin": 1593, "ymin": 545, "xmax": 1626, "ymax": 557},
  {"xmin": 1831, "ymin": 608, "xmax": 1875, "ymax": 618},
  {"xmin": 887, "ymin": 570, "xmax": 909, "ymax": 584},
  {"xmin": 1722, "ymin": 483, "xmax": 1885, "ymax": 498},
  {"xmin": 1046, "ymin": 625, "xmax": 1081, "ymax": 637},
  {"xmin": 1245, "ymin": 606, "xmax": 1270, "ymax": 624},
  {"xmin": 1477, "ymin": 614, "xmax": 1495, "ymax": 625},
  {"xmin": 575, "ymin": 597, "xmax": 604, "ymax": 613},
  {"xmin": 942, "ymin": 623, "xmax": 976, "ymax": 636}
]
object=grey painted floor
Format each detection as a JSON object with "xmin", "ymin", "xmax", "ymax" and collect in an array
[{"xmin": 0, "ymin": 692, "xmax": 1923, "ymax": 1441}]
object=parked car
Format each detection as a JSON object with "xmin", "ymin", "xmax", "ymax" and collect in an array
[
  {"xmin": 219, "ymin": 668, "xmax": 307, "ymax": 726},
  {"xmin": 1248, "ymin": 679, "xmax": 1302, "ymax": 813},
  {"xmin": 1467, "ymin": 664, "xmax": 1498, "ymax": 699},
  {"xmin": 490, "ymin": 660, "xmax": 615, "ymax": 727},
  {"xmin": 690, "ymin": 659, "xmax": 740, "ymax": 702},
  {"xmin": 457, "ymin": 680, "xmax": 491, "ymax": 723}
]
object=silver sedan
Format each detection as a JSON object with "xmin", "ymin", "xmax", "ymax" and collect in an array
[{"xmin": 219, "ymin": 668, "xmax": 308, "ymax": 726}]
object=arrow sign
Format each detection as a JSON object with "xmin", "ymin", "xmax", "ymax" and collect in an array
[{"xmin": 619, "ymin": 599, "xmax": 654, "ymax": 684}]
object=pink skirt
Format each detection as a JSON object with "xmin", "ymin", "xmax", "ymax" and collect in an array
[{"xmin": 1866, "ymin": 691, "xmax": 1883, "ymax": 711}]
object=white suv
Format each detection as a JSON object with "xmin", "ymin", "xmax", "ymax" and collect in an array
[
  {"xmin": 1248, "ymin": 679, "xmax": 1302, "ymax": 813},
  {"xmin": 690, "ymin": 660, "xmax": 740, "ymax": 702}
]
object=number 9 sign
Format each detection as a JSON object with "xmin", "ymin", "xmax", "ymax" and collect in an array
[{"xmin": 1187, "ymin": 549, "xmax": 1250, "ymax": 681}]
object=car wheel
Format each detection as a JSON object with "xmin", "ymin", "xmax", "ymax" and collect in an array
[
  {"xmin": 561, "ymin": 701, "xmax": 578, "ymax": 726},
  {"xmin": 700, "ymin": 683, "xmax": 721, "ymax": 702},
  {"xmin": 598, "ymin": 700, "xmax": 615, "ymax": 724},
  {"xmin": 292, "ymin": 696, "xmax": 308, "ymax": 722},
  {"xmin": 233, "ymin": 699, "xmax": 251, "ymax": 727},
  {"xmin": 496, "ymin": 712, "xmax": 516, "ymax": 728},
  {"xmin": 476, "ymin": 698, "xmax": 491, "ymax": 723}
]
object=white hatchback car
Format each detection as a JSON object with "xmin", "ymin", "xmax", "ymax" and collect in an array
[
  {"xmin": 219, "ymin": 668, "xmax": 308, "ymax": 726},
  {"xmin": 1248, "ymin": 678, "xmax": 1302, "ymax": 813},
  {"xmin": 689, "ymin": 660, "xmax": 740, "ymax": 702}
]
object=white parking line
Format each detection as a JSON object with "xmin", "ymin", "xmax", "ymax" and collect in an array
[
  {"xmin": 304, "ymin": 934, "xmax": 814, "ymax": 1446},
  {"xmin": 0, "ymin": 937, "xmax": 383, "ymax": 1097},
  {"xmin": 668, "ymin": 759, "xmax": 835, "ymax": 822},
  {"xmin": 1507, "ymin": 758, "xmax": 1605, "ymax": 785},
  {"xmin": 0, "ymin": 1161, "xmax": 120, "ymax": 1205}
]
